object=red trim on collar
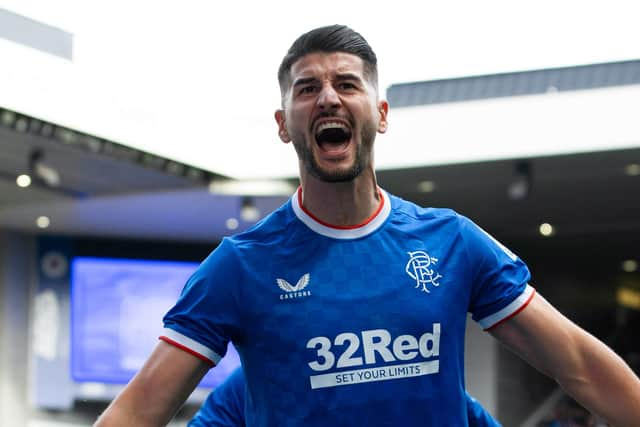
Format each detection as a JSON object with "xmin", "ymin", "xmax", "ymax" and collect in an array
[{"xmin": 296, "ymin": 187, "xmax": 385, "ymax": 230}]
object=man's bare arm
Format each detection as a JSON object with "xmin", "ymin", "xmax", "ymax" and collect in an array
[
  {"xmin": 490, "ymin": 292, "xmax": 640, "ymax": 427},
  {"xmin": 94, "ymin": 340, "xmax": 210, "ymax": 426}
]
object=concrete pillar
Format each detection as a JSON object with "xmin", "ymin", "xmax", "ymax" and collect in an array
[{"xmin": 0, "ymin": 231, "xmax": 34, "ymax": 427}]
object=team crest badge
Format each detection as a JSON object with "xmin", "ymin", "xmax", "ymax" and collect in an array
[{"xmin": 406, "ymin": 251, "xmax": 443, "ymax": 293}]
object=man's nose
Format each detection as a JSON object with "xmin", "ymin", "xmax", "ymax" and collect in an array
[{"xmin": 316, "ymin": 84, "xmax": 340, "ymax": 110}]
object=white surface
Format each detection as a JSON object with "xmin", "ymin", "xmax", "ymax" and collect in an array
[{"xmin": 377, "ymin": 86, "xmax": 640, "ymax": 170}]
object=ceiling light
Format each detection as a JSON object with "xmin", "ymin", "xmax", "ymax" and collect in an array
[
  {"xmin": 622, "ymin": 260, "xmax": 638, "ymax": 273},
  {"xmin": 538, "ymin": 223, "xmax": 555, "ymax": 237},
  {"xmin": 40, "ymin": 123, "xmax": 54, "ymax": 138},
  {"xmin": 165, "ymin": 161, "xmax": 185, "ymax": 176},
  {"xmin": 616, "ymin": 287, "xmax": 640, "ymax": 311},
  {"xmin": 83, "ymin": 136, "xmax": 103, "ymax": 153},
  {"xmin": 417, "ymin": 180, "xmax": 436, "ymax": 193},
  {"xmin": 16, "ymin": 174, "xmax": 32, "ymax": 188},
  {"xmin": 507, "ymin": 161, "xmax": 532, "ymax": 200},
  {"xmin": 625, "ymin": 163, "xmax": 640, "ymax": 176},
  {"xmin": 507, "ymin": 179, "xmax": 528, "ymax": 200},
  {"xmin": 209, "ymin": 179, "xmax": 296, "ymax": 196},
  {"xmin": 34, "ymin": 162, "xmax": 61, "ymax": 187},
  {"xmin": 240, "ymin": 197, "xmax": 261, "ymax": 222},
  {"xmin": 36, "ymin": 216, "xmax": 50, "ymax": 229},
  {"xmin": 1, "ymin": 110, "xmax": 16, "ymax": 127},
  {"xmin": 225, "ymin": 218, "xmax": 239, "ymax": 230},
  {"xmin": 27, "ymin": 118, "xmax": 43, "ymax": 134},
  {"xmin": 55, "ymin": 127, "xmax": 78, "ymax": 144},
  {"xmin": 29, "ymin": 149, "xmax": 61, "ymax": 187},
  {"xmin": 15, "ymin": 118, "xmax": 29, "ymax": 133},
  {"xmin": 186, "ymin": 168, "xmax": 205, "ymax": 181}
]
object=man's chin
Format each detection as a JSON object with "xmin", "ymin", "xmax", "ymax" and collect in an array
[{"xmin": 309, "ymin": 163, "xmax": 361, "ymax": 183}]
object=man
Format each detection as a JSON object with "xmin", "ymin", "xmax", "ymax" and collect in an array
[
  {"xmin": 95, "ymin": 25, "xmax": 640, "ymax": 426},
  {"xmin": 189, "ymin": 367, "xmax": 503, "ymax": 426},
  {"xmin": 188, "ymin": 368, "xmax": 244, "ymax": 427}
]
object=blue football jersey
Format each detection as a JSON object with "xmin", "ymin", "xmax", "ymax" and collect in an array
[
  {"xmin": 189, "ymin": 367, "xmax": 501, "ymax": 427},
  {"xmin": 163, "ymin": 189, "xmax": 533, "ymax": 426},
  {"xmin": 189, "ymin": 368, "xmax": 246, "ymax": 427}
]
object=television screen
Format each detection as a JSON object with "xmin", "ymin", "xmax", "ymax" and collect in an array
[{"xmin": 70, "ymin": 257, "xmax": 240, "ymax": 389}]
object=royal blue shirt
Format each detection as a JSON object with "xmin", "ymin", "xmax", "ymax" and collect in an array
[
  {"xmin": 189, "ymin": 368, "xmax": 246, "ymax": 427},
  {"xmin": 164, "ymin": 190, "xmax": 532, "ymax": 426},
  {"xmin": 189, "ymin": 367, "xmax": 501, "ymax": 427}
]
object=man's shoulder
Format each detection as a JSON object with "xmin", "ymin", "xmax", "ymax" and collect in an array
[
  {"xmin": 227, "ymin": 198, "xmax": 298, "ymax": 247},
  {"xmin": 195, "ymin": 202, "xmax": 297, "ymax": 277},
  {"xmin": 387, "ymin": 191, "xmax": 463, "ymax": 224}
]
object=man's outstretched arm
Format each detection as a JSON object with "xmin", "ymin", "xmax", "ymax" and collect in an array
[
  {"xmin": 490, "ymin": 292, "xmax": 640, "ymax": 427},
  {"xmin": 94, "ymin": 340, "xmax": 210, "ymax": 427}
]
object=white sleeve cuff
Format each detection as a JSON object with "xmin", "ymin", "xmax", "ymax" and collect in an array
[
  {"xmin": 160, "ymin": 328, "xmax": 222, "ymax": 365},
  {"xmin": 477, "ymin": 284, "xmax": 536, "ymax": 330}
]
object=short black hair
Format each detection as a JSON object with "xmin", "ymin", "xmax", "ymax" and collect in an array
[{"xmin": 277, "ymin": 24, "xmax": 378, "ymax": 96}]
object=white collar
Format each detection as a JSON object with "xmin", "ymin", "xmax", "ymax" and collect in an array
[{"xmin": 291, "ymin": 188, "xmax": 391, "ymax": 239}]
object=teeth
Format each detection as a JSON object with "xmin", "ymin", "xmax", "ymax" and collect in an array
[{"xmin": 316, "ymin": 121, "xmax": 348, "ymax": 133}]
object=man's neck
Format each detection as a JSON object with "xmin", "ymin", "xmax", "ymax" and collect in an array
[{"xmin": 298, "ymin": 172, "xmax": 381, "ymax": 227}]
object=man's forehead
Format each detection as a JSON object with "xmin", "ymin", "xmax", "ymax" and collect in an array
[{"xmin": 290, "ymin": 51, "xmax": 365, "ymax": 79}]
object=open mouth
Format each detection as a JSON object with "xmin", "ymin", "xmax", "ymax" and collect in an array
[{"xmin": 314, "ymin": 121, "xmax": 353, "ymax": 154}]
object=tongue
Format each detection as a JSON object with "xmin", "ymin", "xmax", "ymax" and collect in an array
[{"xmin": 318, "ymin": 140, "xmax": 349, "ymax": 154}]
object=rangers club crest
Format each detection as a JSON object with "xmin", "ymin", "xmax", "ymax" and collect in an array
[{"xmin": 406, "ymin": 251, "xmax": 443, "ymax": 293}]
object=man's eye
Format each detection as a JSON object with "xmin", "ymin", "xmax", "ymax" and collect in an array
[
  {"xmin": 299, "ymin": 86, "xmax": 316, "ymax": 95},
  {"xmin": 339, "ymin": 82, "xmax": 357, "ymax": 90}
]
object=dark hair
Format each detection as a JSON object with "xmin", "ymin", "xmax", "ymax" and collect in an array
[{"xmin": 277, "ymin": 24, "xmax": 378, "ymax": 96}]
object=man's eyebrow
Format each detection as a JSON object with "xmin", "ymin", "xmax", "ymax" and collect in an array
[
  {"xmin": 292, "ymin": 77, "xmax": 317, "ymax": 87},
  {"xmin": 292, "ymin": 73, "xmax": 363, "ymax": 87},
  {"xmin": 335, "ymin": 73, "xmax": 363, "ymax": 82}
]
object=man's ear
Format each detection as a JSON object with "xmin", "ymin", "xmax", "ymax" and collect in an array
[
  {"xmin": 377, "ymin": 100, "xmax": 389, "ymax": 134},
  {"xmin": 274, "ymin": 110, "xmax": 291, "ymax": 143}
]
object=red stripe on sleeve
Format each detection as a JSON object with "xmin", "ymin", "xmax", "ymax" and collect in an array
[
  {"xmin": 485, "ymin": 289, "xmax": 537, "ymax": 331},
  {"xmin": 159, "ymin": 335, "xmax": 216, "ymax": 366}
]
